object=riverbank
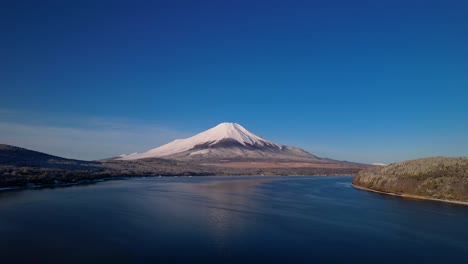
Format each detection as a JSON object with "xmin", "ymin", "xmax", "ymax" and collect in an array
[{"xmin": 352, "ymin": 183, "xmax": 468, "ymax": 206}]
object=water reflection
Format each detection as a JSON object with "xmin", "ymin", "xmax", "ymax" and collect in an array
[{"xmin": 172, "ymin": 177, "xmax": 279, "ymax": 253}]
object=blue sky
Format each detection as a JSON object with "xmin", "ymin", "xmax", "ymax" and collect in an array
[{"xmin": 1, "ymin": 0, "xmax": 467, "ymax": 163}]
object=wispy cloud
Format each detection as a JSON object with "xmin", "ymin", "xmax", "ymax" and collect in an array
[{"xmin": 0, "ymin": 110, "xmax": 190, "ymax": 160}]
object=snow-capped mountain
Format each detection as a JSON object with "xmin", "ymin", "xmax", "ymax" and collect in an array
[{"xmin": 118, "ymin": 122, "xmax": 320, "ymax": 162}]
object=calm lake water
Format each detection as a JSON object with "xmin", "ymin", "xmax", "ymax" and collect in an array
[{"xmin": 1, "ymin": 176, "xmax": 468, "ymax": 263}]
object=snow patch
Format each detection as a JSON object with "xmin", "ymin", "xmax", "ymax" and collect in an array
[
  {"xmin": 119, "ymin": 152, "xmax": 138, "ymax": 157},
  {"xmin": 189, "ymin": 149, "xmax": 210, "ymax": 156}
]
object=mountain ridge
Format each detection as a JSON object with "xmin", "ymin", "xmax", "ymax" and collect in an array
[{"xmin": 0, "ymin": 144, "xmax": 102, "ymax": 171}]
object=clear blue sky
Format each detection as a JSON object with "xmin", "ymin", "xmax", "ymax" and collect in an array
[{"xmin": 1, "ymin": 0, "xmax": 467, "ymax": 163}]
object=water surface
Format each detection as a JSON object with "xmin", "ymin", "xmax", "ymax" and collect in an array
[{"xmin": 1, "ymin": 176, "xmax": 467, "ymax": 263}]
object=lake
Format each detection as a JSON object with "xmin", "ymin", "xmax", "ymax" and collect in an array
[{"xmin": 1, "ymin": 176, "xmax": 467, "ymax": 263}]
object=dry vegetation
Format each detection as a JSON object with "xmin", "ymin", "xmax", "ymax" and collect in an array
[{"xmin": 353, "ymin": 157, "xmax": 468, "ymax": 202}]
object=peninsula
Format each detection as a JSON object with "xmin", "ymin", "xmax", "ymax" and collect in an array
[{"xmin": 353, "ymin": 157, "xmax": 468, "ymax": 204}]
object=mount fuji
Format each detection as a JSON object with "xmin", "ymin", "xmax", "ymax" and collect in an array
[
  {"xmin": 119, "ymin": 122, "xmax": 326, "ymax": 163},
  {"xmin": 0, "ymin": 123, "xmax": 368, "ymax": 182}
]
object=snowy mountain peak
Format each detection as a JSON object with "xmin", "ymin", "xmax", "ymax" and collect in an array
[
  {"xmin": 119, "ymin": 122, "xmax": 283, "ymax": 160},
  {"xmin": 202, "ymin": 122, "xmax": 280, "ymax": 147}
]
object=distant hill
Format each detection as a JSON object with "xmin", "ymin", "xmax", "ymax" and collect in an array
[
  {"xmin": 353, "ymin": 157, "xmax": 468, "ymax": 203},
  {"xmin": 0, "ymin": 144, "xmax": 102, "ymax": 171}
]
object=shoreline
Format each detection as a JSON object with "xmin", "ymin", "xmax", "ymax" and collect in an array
[
  {"xmin": 0, "ymin": 174, "xmax": 354, "ymax": 193},
  {"xmin": 352, "ymin": 183, "xmax": 468, "ymax": 206}
]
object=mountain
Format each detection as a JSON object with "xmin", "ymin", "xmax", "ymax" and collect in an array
[
  {"xmin": 353, "ymin": 157, "xmax": 468, "ymax": 204},
  {"xmin": 118, "ymin": 122, "xmax": 345, "ymax": 165},
  {"xmin": 0, "ymin": 144, "xmax": 102, "ymax": 171}
]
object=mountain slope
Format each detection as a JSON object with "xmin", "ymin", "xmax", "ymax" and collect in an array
[{"xmin": 119, "ymin": 122, "xmax": 321, "ymax": 162}]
